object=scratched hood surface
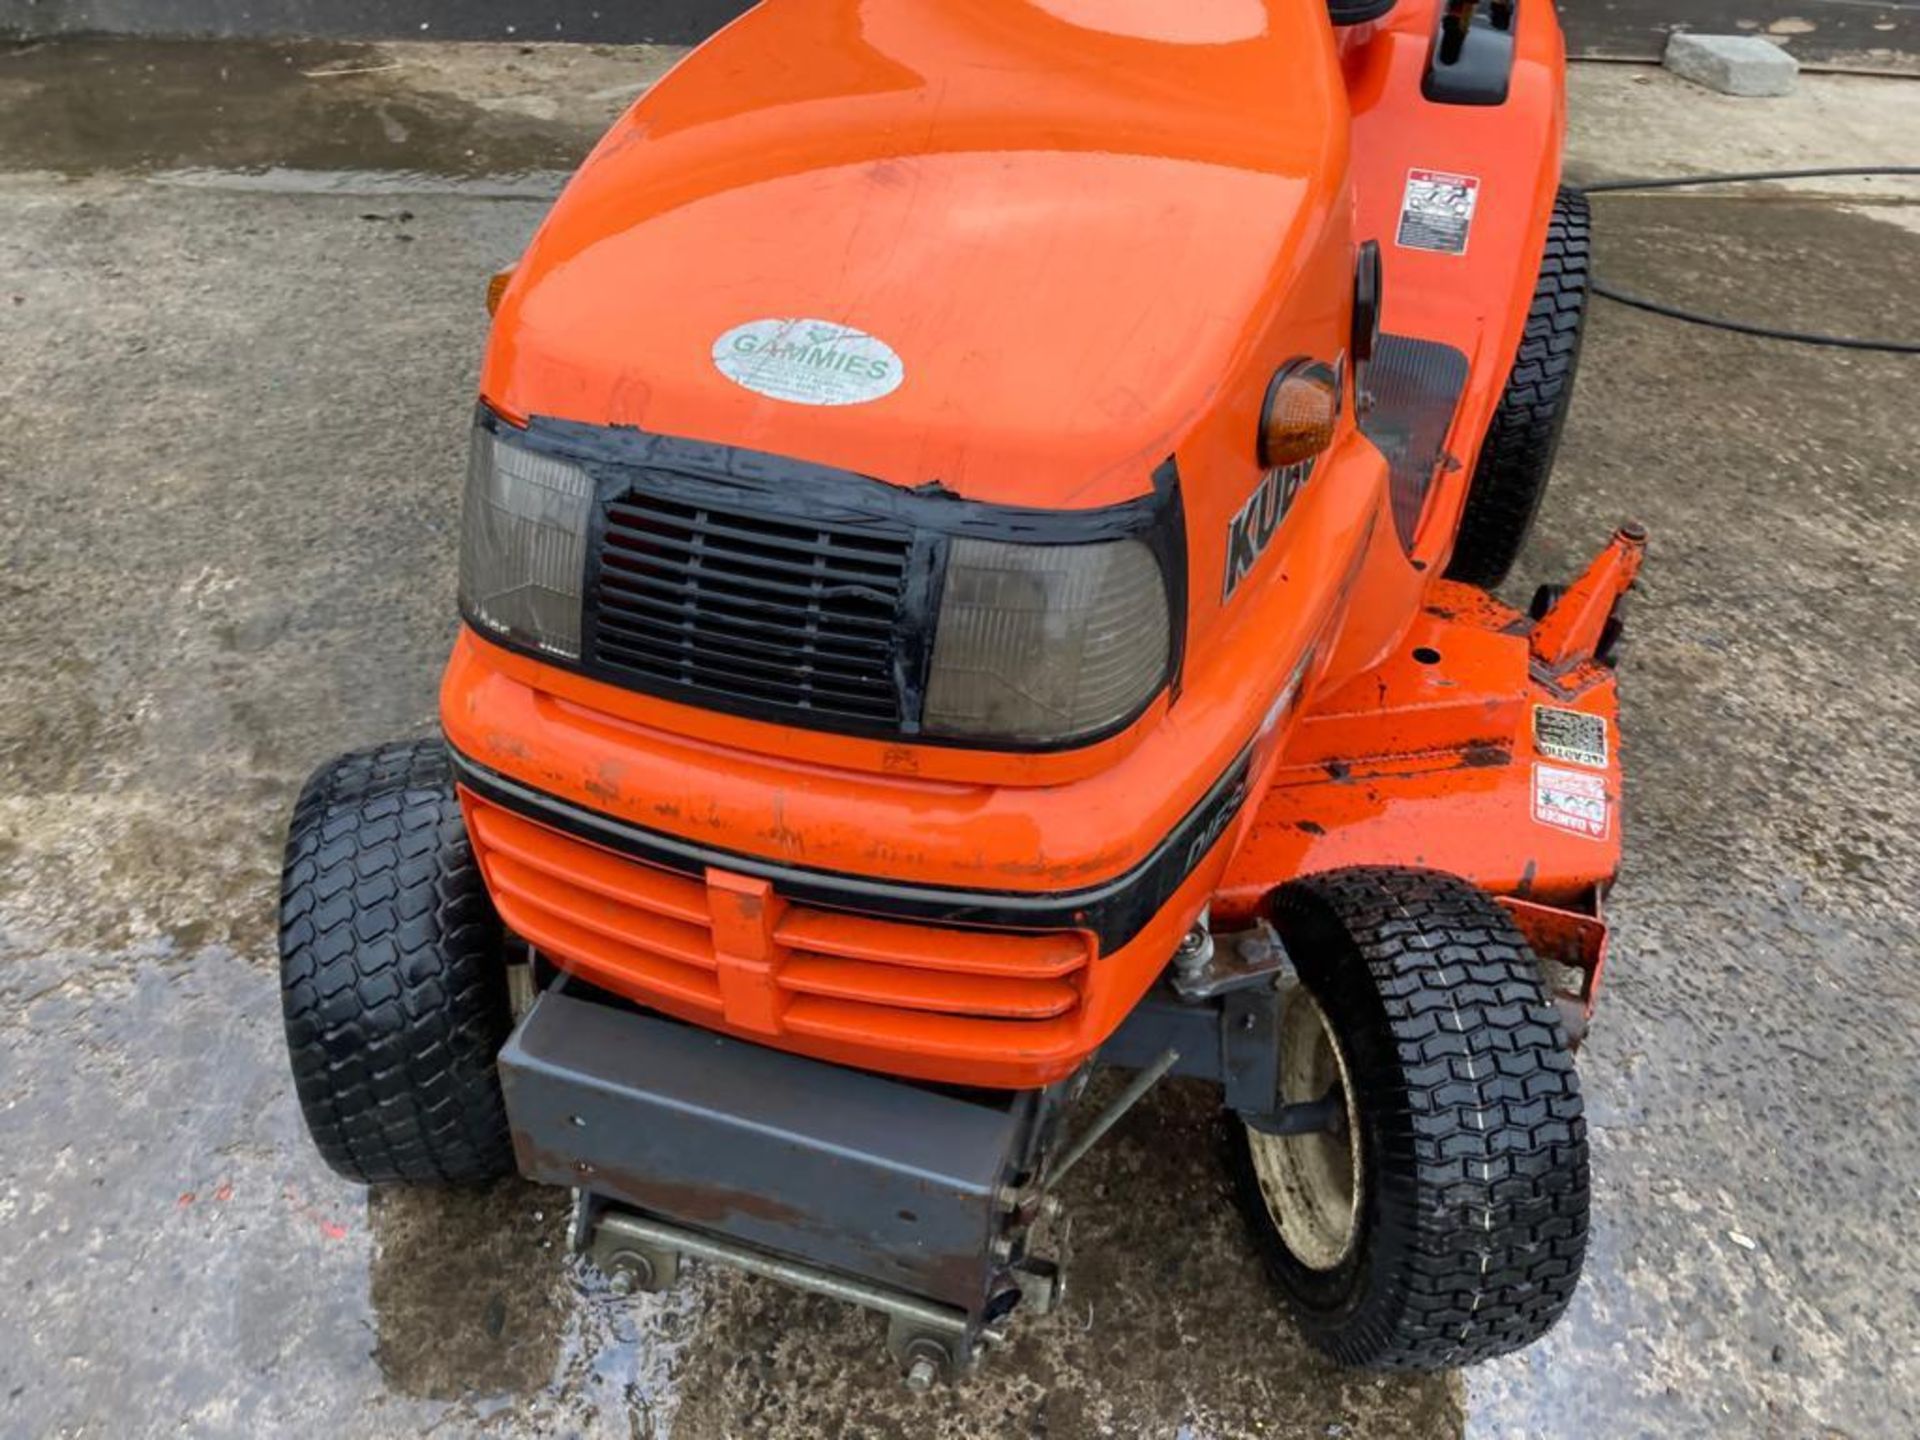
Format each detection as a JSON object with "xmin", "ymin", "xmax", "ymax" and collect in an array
[{"xmin": 481, "ymin": 0, "xmax": 1345, "ymax": 508}]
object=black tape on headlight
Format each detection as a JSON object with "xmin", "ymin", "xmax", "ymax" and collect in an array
[{"xmin": 459, "ymin": 414, "xmax": 1188, "ymax": 749}]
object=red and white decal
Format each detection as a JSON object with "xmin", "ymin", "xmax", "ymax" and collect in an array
[
  {"xmin": 1532, "ymin": 763, "xmax": 1611, "ymax": 840},
  {"xmin": 1397, "ymin": 169, "xmax": 1481, "ymax": 256}
]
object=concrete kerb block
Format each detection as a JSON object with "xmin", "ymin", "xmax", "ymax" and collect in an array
[{"xmin": 1663, "ymin": 33, "xmax": 1800, "ymax": 98}]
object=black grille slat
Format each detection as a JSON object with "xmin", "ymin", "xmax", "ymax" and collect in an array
[
  {"xmin": 598, "ymin": 637, "xmax": 895, "ymax": 701},
  {"xmin": 605, "ymin": 506, "xmax": 907, "ymax": 573},
  {"xmin": 588, "ymin": 483, "xmax": 913, "ymax": 725},
  {"xmin": 596, "ymin": 567, "xmax": 900, "ymax": 636},
  {"xmin": 603, "ymin": 520, "xmax": 907, "ymax": 590},
  {"xmin": 596, "ymin": 635, "xmax": 899, "ymax": 716},
  {"xmin": 605, "ymin": 490, "xmax": 903, "ymax": 552},
  {"xmin": 593, "ymin": 590, "xmax": 895, "ymax": 660},
  {"xmin": 596, "ymin": 616, "xmax": 898, "ymax": 689},
  {"xmin": 599, "ymin": 614, "xmax": 898, "ymax": 687},
  {"xmin": 600, "ymin": 547, "xmax": 900, "ymax": 611}
]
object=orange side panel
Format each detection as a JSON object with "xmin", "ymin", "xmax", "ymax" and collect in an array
[
  {"xmin": 1215, "ymin": 581, "xmax": 1626, "ymax": 925},
  {"xmin": 1342, "ymin": 0, "xmax": 1570, "ymax": 576}
]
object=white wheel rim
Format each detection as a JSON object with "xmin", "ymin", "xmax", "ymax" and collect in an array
[{"xmin": 1246, "ymin": 984, "xmax": 1364, "ymax": 1272}]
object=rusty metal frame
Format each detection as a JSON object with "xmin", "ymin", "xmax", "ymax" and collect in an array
[
  {"xmin": 581, "ymin": 1203, "xmax": 981, "ymax": 1379},
  {"xmin": 500, "ymin": 984, "xmax": 1062, "ymax": 1311},
  {"xmin": 1097, "ymin": 947, "xmax": 1291, "ymax": 1119}
]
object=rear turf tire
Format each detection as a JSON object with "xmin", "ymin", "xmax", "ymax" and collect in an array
[
  {"xmin": 278, "ymin": 739, "xmax": 516, "ymax": 1185},
  {"xmin": 1327, "ymin": 0, "xmax": 1399, "ymax": 23},
  {"xmin": 1446, "ymin": 188, "xmax": 1591, "ymax": 588},
  {"xmin": 1228, "ymin": 867, "xmax": 1589, "ymax": 1370}
]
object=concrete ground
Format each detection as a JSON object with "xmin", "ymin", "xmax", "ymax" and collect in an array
[
  {"xmin": 1, "ymin": 38, "xmax": 1917, "ymax": 1440},
  {"xmin": 4, "ymin": 0, "xmax": 1918, "ymax": 70}
]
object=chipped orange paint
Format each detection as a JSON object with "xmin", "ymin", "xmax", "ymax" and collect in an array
[
  {"xmin": 460, "ymin": 783, "xmax": 1231, "ymax": 1086},
  {"xmin": 443, "ymin": 0, "xmax": 1615, "ymax": 1087},
  {"xmin": 1499, "ymin": 892, "xmax": 1611, "ymax": 1033},
  {"xmin": 1531, "ymin": 525, "xmax": 1648, "ymax": 676},
  {"xmin": 1217, "ymin": 578, "xmax": 1634, "ymax": 924}
]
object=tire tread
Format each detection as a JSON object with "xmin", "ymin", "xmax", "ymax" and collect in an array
[
  {"xmin": 279, "ymin": 739, "xmax": 515, "ymax": 1185},
  {"xmin": 1234, "ymin": 867, "xmax": 1589, "ymax": 1370},
  {"xmin": 1446, "ymin": 189, "xmax": 1592, "ymax": 588}
]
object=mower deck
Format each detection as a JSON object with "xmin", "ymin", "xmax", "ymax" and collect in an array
[{"xmin": 1217, "ymin": 527, "xmax": 1644, "ymax": 1030}]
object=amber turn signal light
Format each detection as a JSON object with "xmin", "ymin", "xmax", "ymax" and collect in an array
[
  {"xmin": 486, "ymin": 265, "xmax": 517, "ymax": 316},
  {"xmin": 1258, "ymin": 360, "xmax": 1342, "ymax": 469}
]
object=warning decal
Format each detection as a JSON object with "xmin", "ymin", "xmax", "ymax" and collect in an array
[
  {"xmin": 1534, "ymin": 706, "xmax": 1609, "ymax": 770},
  {"xmin": 1397, "ymin": 169, "xmax": 1481, "ymax": 256},
  {"xmin": 1533, "ymin": 764, "xmax": 1611, "ymax": 841}
]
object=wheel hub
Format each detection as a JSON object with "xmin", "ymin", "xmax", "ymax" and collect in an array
[{"xmin": 1246, "ymin": 984, "xmax": 1363, "ymax": 1272}]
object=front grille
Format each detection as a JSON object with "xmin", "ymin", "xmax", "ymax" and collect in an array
[
  {"xmin": 588, "ymin": 487, "xmax": 913, "ymax": 724},
  {"xmin": 461, "ymin": 794, "xmax": 1094, "ymax": 1073}
]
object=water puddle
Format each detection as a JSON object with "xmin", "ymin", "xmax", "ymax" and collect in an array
[{"xmin": 0, "ymin": 37, "xmax": 663, "ymax": 179}]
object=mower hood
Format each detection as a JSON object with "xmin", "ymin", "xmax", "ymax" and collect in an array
[{"xmin": 481, "ymin": 0, "xmax": 1348, "ymax": 509}]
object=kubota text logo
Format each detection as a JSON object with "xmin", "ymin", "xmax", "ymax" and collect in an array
[{"xmin": 1223, "ymin": 459, "xmax": 1314, "ymax": 600}]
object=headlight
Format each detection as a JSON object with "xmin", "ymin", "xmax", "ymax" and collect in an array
[
  {"xmin": 458, "ymin": 423, "xmax": 594, "ymax": 659},
  {"xmin": 922, "ymin": 537, "xmax": 1171, "ymax": 743}
]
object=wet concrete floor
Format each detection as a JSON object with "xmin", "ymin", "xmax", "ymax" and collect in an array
[{"xmin": 1, "ymin": 37, "xmax": 1916, "ymax": 1440}]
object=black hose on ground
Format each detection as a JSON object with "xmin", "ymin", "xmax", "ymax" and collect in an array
[
  {"xmin": 1580, "ymin": 165, "xmax": 1920, "ymax": 194},
  {"xmin": 1575, "ymin": 166, "xmax": 1920, "ymax": 354}
]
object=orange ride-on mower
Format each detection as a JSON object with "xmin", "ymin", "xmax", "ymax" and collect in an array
[{"xmin": 279, "ymin": 0, "xmax": 1643, "ymax": 1382}]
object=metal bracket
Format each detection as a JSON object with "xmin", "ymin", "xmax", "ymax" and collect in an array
[
  {"xmin": 582, "ymin": 1202, "xmax": 979, "ymax": 1382},
  {"xmin": 1007, "ymin": 1256, "xmax": 1063, "ymax": 1317},
  {"xmin": 505, "ymin": 939, "xmax": 538, "ymax": 1020},
  {"xmin": 569, "ymin": 1186, "xmax": 607, "ymax": 1253},
  {"xmin": 1101, "ymin": 925, "xmax": 1299, "ymax": 1119},
  {"xmin": 1038, "ymin": 1047, "xmax": 1180, "ymax": 1193},
  {"xmin": 1169, "ymin": 922, "xmax": 1290, "ymax": 1001},
  {"xmin": 1239, "ymin": 1086, "xmax": 1346, "ymax": 1138},
  {"xmin": 1220, "ymin": 982, "xmax": 1285, "ymax": 1117}
]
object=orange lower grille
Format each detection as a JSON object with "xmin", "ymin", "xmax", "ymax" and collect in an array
[{"xmin": 460, "ymin": 792, "xmax": 1094, "ymax": 1067}]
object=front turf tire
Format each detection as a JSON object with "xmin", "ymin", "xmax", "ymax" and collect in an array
[
  {"xmin": 278, "ymin": 739, "xmax": 516, "ymax": 1185},
  {"xmin": 1228, "ymin": 867, "xmax": 1589, "ymax": 1370}
]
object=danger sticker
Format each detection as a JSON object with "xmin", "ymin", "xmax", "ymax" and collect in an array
[
  {"xmin": 1533, "ymin": 764, "xmax": 1611, "ymax": 840},
  {"xmin": 1397, "ymin": 169, "xmax": 1481, "ymax": 256},
  {"xmin": 1534, "ymin": 706, "xmax": 1609, "ymax": 770}
]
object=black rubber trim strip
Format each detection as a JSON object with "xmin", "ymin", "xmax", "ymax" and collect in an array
[
  {"xmin": 473, "ymin": 408, "xmax": 1189, "ymax": 753},
  {"xmin": 448, "ymin": 743, "xmax": 1250, "ymax": 954}
]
